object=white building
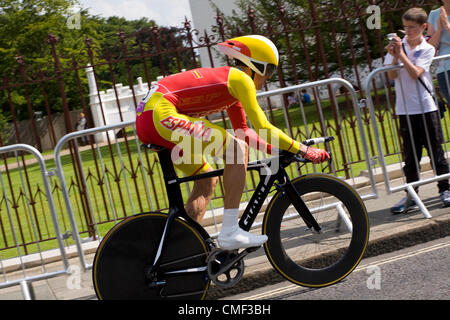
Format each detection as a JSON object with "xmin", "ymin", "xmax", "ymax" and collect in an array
[
  {"xmin": 86, "ymin": 64, "xmax": 157, "ymax": 141},
  {"xmin": 189, "ymin": 0, "xmax": 282, "ymax": 104},
  {"xmin": 86, "ymin": 1, "xmax": 286, "ymax": 138},
  {"xmin": 189, "ymin": 0, "xmax": 240, "ymax": 68}
]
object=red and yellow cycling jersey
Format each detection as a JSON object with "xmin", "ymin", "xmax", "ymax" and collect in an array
[{"xmin": 136, "ymin": 66, "xmax": 300, "ymax": 175}]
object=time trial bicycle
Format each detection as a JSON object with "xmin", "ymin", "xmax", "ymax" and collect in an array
[{"xmin": 92, "ymin": 136, "xmax": 369, "ymax": 299}]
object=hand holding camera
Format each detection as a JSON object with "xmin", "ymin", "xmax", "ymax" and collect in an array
[
  {"xmin": 387, "ymin": 33, "xmax": 397, "ymax": 42},
  {"xmin": 385, "ymin": 33, "xmax": 402, "ymax": 59}
]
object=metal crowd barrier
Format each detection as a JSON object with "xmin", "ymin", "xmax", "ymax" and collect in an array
[
  {"xmin": 0, "ymin": 77, "xmax": 379, "ymax": 291},
  {"xmin": 53, "ymin": 120, "xmax": 144, "ymax": 271},
  {"xmin": 2, "ymin": 61, "xmax": 446, "ymax": 296},
  {"xmin": 53, "ymin": 78, "xmax": 377, "ymax": 271},
  {"xmin": 363, "ymin": 54, "xmax": 450, "ymax": 218},
  {"xmin": 256, "ymin": 78, "xmax": 377, "ymax": 200},
  {"xmin": 0, "ymin": 144, "xmax": 69, "ymax": 299}
]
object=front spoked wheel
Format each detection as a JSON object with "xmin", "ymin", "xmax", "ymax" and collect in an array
[{"xmin": 263, "ymin": 174, "xmax": 369, "ymax": 287}]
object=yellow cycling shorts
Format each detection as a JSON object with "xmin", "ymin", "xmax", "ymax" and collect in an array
[{"xmin": 136, "ymin": 92, "xmax": 232, "ymax": 176}]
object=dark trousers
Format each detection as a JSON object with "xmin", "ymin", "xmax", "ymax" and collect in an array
[{"xmin": 399, "ymin": 111, "xmax": 449, "ymax": 193}]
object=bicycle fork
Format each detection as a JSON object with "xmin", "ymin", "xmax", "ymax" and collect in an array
[{"xmin": 278, "ymin": 172, "xmax": 322, "ymax": 233}]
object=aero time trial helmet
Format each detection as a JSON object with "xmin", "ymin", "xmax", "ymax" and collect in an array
[{"xmin": 217, "ymin": 35, "xmax": 279, "ymax": 77}]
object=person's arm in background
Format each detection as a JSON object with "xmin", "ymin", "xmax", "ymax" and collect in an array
[
  {"xmin": 427, "ymin": 6, "xmax": 450, "ymax": 49},
  {"xmin": 427, "ymin": 20, "xmax": 443, "ymax": 49}
]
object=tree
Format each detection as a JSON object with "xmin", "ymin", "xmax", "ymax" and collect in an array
[
  {"xmin": 218, "ymin": 0, "xmax": 435, "ymax": 85},
  {"xmin": 88, "ymin": 16, "xmax": 197, "ymax": 90},
  {"xmin": 0, "ymin": 0, "xmax": 94, "ymax": 120},
  {"xmin": 0, "ymin": 0, "xmax": 77, "ymax": 71},
  {"xmin": 0, "ymin": 0, "xmax": 196, "ymax": 123}
]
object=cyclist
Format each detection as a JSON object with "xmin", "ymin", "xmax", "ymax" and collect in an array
[{"xmin": 136, "ymin": 35, "xmax": 330, "ymax": 250}]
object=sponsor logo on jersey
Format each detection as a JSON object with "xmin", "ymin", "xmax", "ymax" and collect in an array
[{"xmin": 160, "ymin": 116, "xmax": 213, "ymax": 142}]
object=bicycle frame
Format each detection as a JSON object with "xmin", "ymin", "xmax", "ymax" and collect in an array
[
  {"xmin": 94, "ymin": 136, "xmax": 369, "ymax": 299},
  {"xmin": 146, "ymin": 144, "xmax": 322, "ymax": 274}
]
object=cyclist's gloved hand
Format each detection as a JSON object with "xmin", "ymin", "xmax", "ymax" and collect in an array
[{"xmin": 302, "ymin": 147, "xmax": 330, "ymax": 164}]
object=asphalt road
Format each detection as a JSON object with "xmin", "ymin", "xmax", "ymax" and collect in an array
[{"xmin": 223, "ymin": 236, "xmax": 450, "ymax": 300}]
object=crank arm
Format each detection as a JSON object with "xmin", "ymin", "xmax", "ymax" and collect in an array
[{"xmin": 213, "ymin": 246, "xmax": 260, "ymax": 276}]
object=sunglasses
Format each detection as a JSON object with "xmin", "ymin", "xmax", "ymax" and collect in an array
[{"xmin": 253, "ymin": 61, "xmax": 277, "ymax": 77}]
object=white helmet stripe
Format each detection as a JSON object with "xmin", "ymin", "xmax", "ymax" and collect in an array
[
  {"xmin": 218, "ymin": 35, "xmax": 279, "ymax": 76},
  {"xmin": 245, "ymin": 35, "xmax": 279, "ymax": 63}
]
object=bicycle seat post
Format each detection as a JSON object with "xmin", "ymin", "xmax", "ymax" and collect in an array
[
  {"xmin": 156, "ymin": 148, "xmax": 184, "ymax": 207},
  {"xmin": 147, "ymin": 146, "xmax": 185, "ymax": 269}
]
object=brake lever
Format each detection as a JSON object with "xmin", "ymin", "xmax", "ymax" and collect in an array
[
  {"xmin": 299, "ymin": 136, "xmax": 334, "ymax": 172},
  {"xmin": 321, "ymin": 152, "xmax": 333, "ymax": 173}
]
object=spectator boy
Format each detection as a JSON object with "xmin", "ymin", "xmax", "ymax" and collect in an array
[{"xmin": 384, "ymin": 8, "xmax": 450, "ymax": 213}]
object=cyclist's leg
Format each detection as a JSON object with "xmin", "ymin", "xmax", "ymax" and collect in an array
[
  {"xmin": 183, "ymin": 134, "xmax": 252, "ymax": 225},
  {"xmin": 137, "ymin": 95, "xmax": 225, "ymax": 222},
  {"xmin": 137, "ymin": 96, "xmax": 266, "ymax": 249},
  {"xmin": 219, "ymin": 135, "xmax": 267, "ymax": 250},
  {"xmin": 185, "ymin": 169, "xmax": 218, "ymax": 223},
  {"xmin": 171, "ymin": 126, "xmax": 267, "ymax": 249},
  {"xmin": 223, "ymin": 135, "xmax": 248, "ymax": 209}
]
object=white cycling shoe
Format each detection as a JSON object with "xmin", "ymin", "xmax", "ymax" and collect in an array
[{"xmin": 217, "ymin": 227, "xmax": 268, "ymax": 251}]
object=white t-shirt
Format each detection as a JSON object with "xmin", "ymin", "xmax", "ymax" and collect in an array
[{"xmin": 384, "ymin": 37, "xmax": 437, "ymax": 115}]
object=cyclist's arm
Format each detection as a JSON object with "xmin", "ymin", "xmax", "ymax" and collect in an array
[
  {"xmin": 227, "ymin": 68, "xmax": 301, "ymax": 154},
  {"xmin": 227, "ymin": 102, "xmax": 272, "ymax": 154}
]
